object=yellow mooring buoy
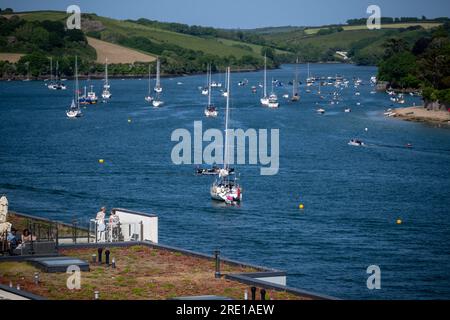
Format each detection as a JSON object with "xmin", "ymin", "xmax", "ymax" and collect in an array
[
  {"xmin": 99, "ymin": 159, "xmax": 105, "ymax": 164},
  {"xmin": 397, "ymin": 219, "xmax": 403, "ymax": 225},
  {"xmin": 299, "ymin": 204, "xmax": 305, "ymax": 210}
]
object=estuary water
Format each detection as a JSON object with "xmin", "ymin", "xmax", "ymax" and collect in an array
[{"xmin": 1, "ymin": 64, "xmax": 449, "ymax": 299}]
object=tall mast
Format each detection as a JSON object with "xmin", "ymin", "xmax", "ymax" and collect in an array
[
  {"xmin": 208, "ymin": 64, "xmax": 212, "ymax": 106},
  {"xmin": 148, "ymin": 64, "xmax": 152, "ymax": 95},
  {"xmin": 263, "ymin": 54, "xmax": 267, "ymax": 98},
  {"xmin": 224, "ymin": 69, "xmax": 228, "ymax": 92},
  {"xmin": 75, "ymin": 56, "xmax": 79, "ymax": 108},
  {"xmin": 27, "ymin": 62, "xmax": 30, "ymax": 80},
  {"xmin": 224, "ymin": 67, "xmax": 230, "ymax": 170},
  {"xmin": 156, "ymin": 58, "xmax": 161, "ymax": 89},
  {"xmin": 56, "ymin": 61, "xmax": 59, "ymax": 82},
  {"xmin": 105, "ymin": 58, "xmax": 108, "ymax": 86},
  {"xmin": 50, "ymin": 57, "xmax": 53, "ymax": 82},
  {"xmin": 294, "ymin": 57, "xmax": 299, "ymax": 96}
]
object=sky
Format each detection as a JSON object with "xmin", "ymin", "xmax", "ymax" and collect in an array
[{"xmin": 1, "ymin": 0, "xmax": 449, "ymax": 29}]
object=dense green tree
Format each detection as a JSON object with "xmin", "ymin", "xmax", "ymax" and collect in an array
[
  {"xmin": 383, "ymin": 38, "xmax": 410, "ymax": 59},
  {"xmin": 378, "ymin": 51, "xmax": 417, "ymax": 87}
]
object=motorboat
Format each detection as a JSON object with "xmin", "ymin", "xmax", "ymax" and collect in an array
[
  {"xmin": 205, "ymin": 106, "xmax": 218, "ymax": 117},
  {"xmin": 348, "ymin": 139, "xmax": 365, "ymax": 147},
  {"xmin": 268, "ymin": 93, "xmax": 279, "ymax": 108},
  {"xmin": 196, "ymin": 166, "xmax": 235, "ymax": 176},
  {"xmin": 87, "ymin": 85, "xmax": 98, "ymax": 104}
]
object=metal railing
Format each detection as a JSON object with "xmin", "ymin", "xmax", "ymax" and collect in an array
[{"xmin": 89, "ymin": 219, "xmax": 144, "ymax": 243}]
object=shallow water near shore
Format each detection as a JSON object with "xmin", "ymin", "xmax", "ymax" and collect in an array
[{"xmin": 1, "ymin": 64, "xmax": 450, "ymax": 300}]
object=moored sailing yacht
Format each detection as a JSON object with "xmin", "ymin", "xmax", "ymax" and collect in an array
[
  {"xmin": 47, "ymin": 57, "xmax": 57, "ymax": 90},
  {"xmin": 154, "ymin": 57, "xmax": 163, "ymax": 94},
  {"xmin": 210, "ymin": 67, "xmax": 242, "ymax": 204},
  {"xmin": 101, "ymin": 58, "xmax": 112, "ymax": 102},
  {"xmin": 268, "ymin": 78, "xmax": 279, "ymax": 108},
  {"xmin": 53, "ymin": 61, "xmax": 67, "ymax": 90},
  {"xmin": 306, "ymin": 63, "xmax": 314, "ymax": 87},
  {"xmin": 260, "ymin": 54, "xmax": 269, "ymax": 106},
  {"xmin": 145, "ymin": 64, "xmax": 153, "ymax": 103},
  {"xmin": 204, "ymin": 64, "xmax": 218, "ymax": 117},
  {"xmin": 201, "ymin": 65, "xmax": 209, "ymax": 96},
  {"xmin": 152, "ymin": 92, "xmax": 164, "ymax": 108},
  {"xmin": 221, "ymin": 70, "xmax": 229, "ymax": 97},
  {"xmin": 291, "ymin": 58, "xmax": 300, "ymax": 102},
  {"xmin": 66, "ymin": 56, "xmax": 82, "ymax": 118},
  {"xmin": 152, "ymin": 59, "xmax": 164, "ymax": 107}
]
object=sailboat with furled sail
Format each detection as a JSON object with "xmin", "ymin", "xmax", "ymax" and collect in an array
[
  {"xmin": 201, "ymin": 65, "xmax": 209, "ymax": 96},
  {"xmin": 47, "ymin": 57, "xmax": 57, "ymax": 90},
  {"xmin": 204, "ymin": 64, "xmax": 218, "ymax": 117},
  {"xmin": 154, "ymin": 57, "xmax": 162, "ymax": 94},
  {"xmin": 66, "ymin": 56, "xmax": 82, "ymax": 118},
  {"xmin": 54, "ymin": 61, "xmax": 67, "ymax": 90},
  {"xmin": 260, "ymin": 54, "xmax": 269, "ymax": 106},
  {"xmin": 221, "ymin": 69, "xmax": 229, "ymax": 97},
  {"xmin": 152, "ymin": 58, "xmax": 164, "ymax": 107},
  {"xmin": 101, "ymin": 58, "xmax": 112, "ymax": 102},
  {"xmin": 145, "ymin": 64, "xmax": 153, "ymax": 103},
  {"xmin": 210, "ymin": 67, "xmax": 242, "ymax": 204},
  {"xmin": 291, "ymin": 58, "xmax": 300, "ymax": 102}
]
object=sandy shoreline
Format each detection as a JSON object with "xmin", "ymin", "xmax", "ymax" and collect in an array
[{"xmin": 387, "ymin": 106, "xmax": 450, "ymax": 127}]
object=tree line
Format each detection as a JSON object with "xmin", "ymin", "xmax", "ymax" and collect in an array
[{"xmin": 377, "ymin": 23, "xmax": 450, "ymax": 107}]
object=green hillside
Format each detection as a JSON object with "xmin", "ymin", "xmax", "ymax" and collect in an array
[
  {"xmin": 0, "ymin": 9, "xmax": 447, "ymax": 80},
  {"xmin": 258, "ymin": 24, "xmax": 437, "ymax": 64},
  {"xmin": 0, "ymin": 10, "xmax": 279, "ymax": 77}
]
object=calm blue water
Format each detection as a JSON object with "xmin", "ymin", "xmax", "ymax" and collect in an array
[{"xmin": 1, "ymin": 64, "xmax": 449, "ymax": 300}]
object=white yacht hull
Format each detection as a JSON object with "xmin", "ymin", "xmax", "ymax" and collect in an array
[
  {"xmin": 205, "ymin": 109, "xmax": 218, "ymax": 118},
  {"xmin": 66, "ymin": 110, "xmax": 82, "ymax": 118},
  {"xmin": 152, "ymin": 100, "xmax": 164, "ymax": 108}
]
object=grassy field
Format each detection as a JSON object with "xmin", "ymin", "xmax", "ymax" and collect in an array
[
  {"xmin": 265, "ymin": 28, "xmax": 391, "ymax": 50},
  {"xmin": 87, "ymin": 37, "xmax": 155, "ymax": 63},
  {"xmin": 95, "ymin": 16, "xmax": 261, "ymax": 58},
  {"xmin": 304, "ymin": 22, "xmax": 442, "ymax": 34},
  {"xmin": 0, "ymin": 53, "xmax": 24, "ymax": 63}
]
